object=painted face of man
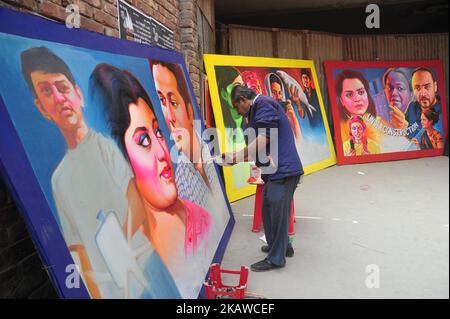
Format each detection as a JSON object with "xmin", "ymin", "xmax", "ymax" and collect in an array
[
  {"xmin": 153, "ymin": 64, "xmax": 193, "ymax": 155},
  {"xmin": 340, "ymin": 78, "xmax": 369, "ymax": 116},
  {"xmin": 30, "ymin": 71, "xmax": 84, "ymax": 130},
  {"xmin": 124, "ymin": 97, "xmax": 177, "ymax": 210},
  {"xmin": 301, "ymin": 73, "xmax": 311, "ymax": 89},
  {"xmin": 412, "ymin": 70, "xmax": 437, "ymax": 110},
  {"xmin": 384, "ymin": 71, "xmax": 412, "ymax": 113}
]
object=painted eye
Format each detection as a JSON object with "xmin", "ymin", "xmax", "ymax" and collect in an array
[
  {"xmin": 56, "ymin": 83, "xmax": 70, "ymax": 94},
  {"xmin": 41, "ymin": 86, "xmax": 52, "ymax": 96},
  {"xmin": 345, "ymin": 92, "xmax": 353, "ymax": 99},
  {"xmin": 138, "ymin": 133, "xmax": 151, "ymax": 147},
  {"xmin": 357, "ymin": 89, "xmax": 366, "ymax": 96},
  {"xmin": 170, "ymin": 98, "xmax": 179, "ymax": 108},
  {"xmin": 155, "ymin": 127, "xmax": 163, "ymax": 139}
]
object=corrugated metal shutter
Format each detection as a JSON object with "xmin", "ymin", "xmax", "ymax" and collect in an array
[
  {"xmin": 229, "ymin": 26, "xmax": 274, "ymax": 57},
  {"xmin": 343, "ymin": 36, "xmax": 376, "ymax": 60},
  {"xmin": 307, "ymin": 32, "xmax": 344, "ymax": 124},
  {"xmin": 277, "ymin": 31, "xmax": 304, "ymax": 59}
]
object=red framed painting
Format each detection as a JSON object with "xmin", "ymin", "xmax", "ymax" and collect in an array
[{"xmin": 324, "ymin": 60, "xmax": 448, "ymax": 165}]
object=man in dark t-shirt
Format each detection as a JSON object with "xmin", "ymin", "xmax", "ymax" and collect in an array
[{"xmin": 222, "ymin": 85, "xmax": 303, "ymax": 272}]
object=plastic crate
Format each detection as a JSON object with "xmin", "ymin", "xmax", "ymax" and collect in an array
[{"xmin": 204, "ymin": 263, "xmax": 249, "ymax": 299}]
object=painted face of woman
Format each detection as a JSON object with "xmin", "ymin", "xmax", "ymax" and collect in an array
[
  {"xmin": 124, "ymin": 98, "xmax": 178, "ymax": 210},
  {"xmin": 420, "ymin": 112, "xmax": 433, "ymax": 130},
  {"xmin": 340, "ymin": 78, "xmax": 369, "ymax": 116},
  {"xmin": 350, "ymin": 122, "xmax": 364, "ymax": 142}
]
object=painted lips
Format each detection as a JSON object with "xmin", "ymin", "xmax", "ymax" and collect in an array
[
  {"xmin": 60, "ymin": 105, "xmax": 74, "ymax": 116},
  {"xmin": 160, "ymin": 165, "xmax": 172, "ymax": 180}
]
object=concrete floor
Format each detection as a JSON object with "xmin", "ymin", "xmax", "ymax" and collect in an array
[{"xmin": 220, "ymin": 156, "xmax": 449, "ymax": 299}]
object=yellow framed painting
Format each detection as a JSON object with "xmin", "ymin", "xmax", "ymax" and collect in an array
[{"xmin": 204, "ymin": 54, "xmax": 336, "ymax": 202}]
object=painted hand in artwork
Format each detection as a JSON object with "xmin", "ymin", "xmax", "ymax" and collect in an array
[
  {"xmin": 285, "ymin": 99, "xmax": 303, "ymax": 142},
  {"xmin": 388, "ymin": 104, "xmax": 408, "ymax": 129},
  {"xmin": 276, "ymin": 70, "xmax": 317, "ymax": 118}
]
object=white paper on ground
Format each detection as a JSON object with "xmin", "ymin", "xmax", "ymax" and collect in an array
[{"xmin": 259, "ymin": 234, "xmax": 267, "ymax": 244}]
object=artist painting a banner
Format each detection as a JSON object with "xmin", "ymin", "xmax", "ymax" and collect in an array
[
  {"xmin": 204, "ymin": 54, "xmax": 336, "ymax": 202},
  {"xmin": 324, "ymin": 60, "xmax": 448, "ymax": 165},
  {"xmin": 0, "ymin": 8, "xmax": 232, "ymax": 299}
]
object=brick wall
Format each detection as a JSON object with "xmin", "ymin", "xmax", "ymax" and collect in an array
[
  {"xmin": 180, "ymin": 0, "xmax": 200, "ymax": 102},
  {"xmin": 0, "ymin": 0, "xmax": 207, "ymax": 100}
]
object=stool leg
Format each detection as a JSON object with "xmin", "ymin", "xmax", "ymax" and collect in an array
[
  {"xmin": 288, "ymin": 199, "xmax": 295, "ymax": 235},
  {"xmin": 252, "ymin": 184, "xmax": 264, "ymax": 232}
]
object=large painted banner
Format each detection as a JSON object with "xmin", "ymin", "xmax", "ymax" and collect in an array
[
  {"xmin": 204, "ymin": 54, "xmax": 336, "ymax": 202},
  {"xmin": 324, "ymin": 60, "xmax": 448, "ymax": 164},
  {"xmin": 0, "ymin": 8, "xmax": 233, "ymax": 299}
]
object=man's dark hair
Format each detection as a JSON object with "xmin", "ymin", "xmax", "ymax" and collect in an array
[
  {"xmin": 300, "ymin": 68, "xmax": 312, "ymax": 79},
  {"xmin": 89, "ymin": 63, "xmax": 155, "ymax": 158},
  {"xmin": 21, "ymin": 46, "xmax": 76, "ymax": 97},
  {"xmin": 412, "ymin": 67, "xmax": 437, "ymax": 83},
  {"xmin": 151, "ymin": 60, "xmax": 192, "ymax": 114},
  {"xmin": 231, "ymin": 84, "xmax": 257, "ymax": 104}
]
